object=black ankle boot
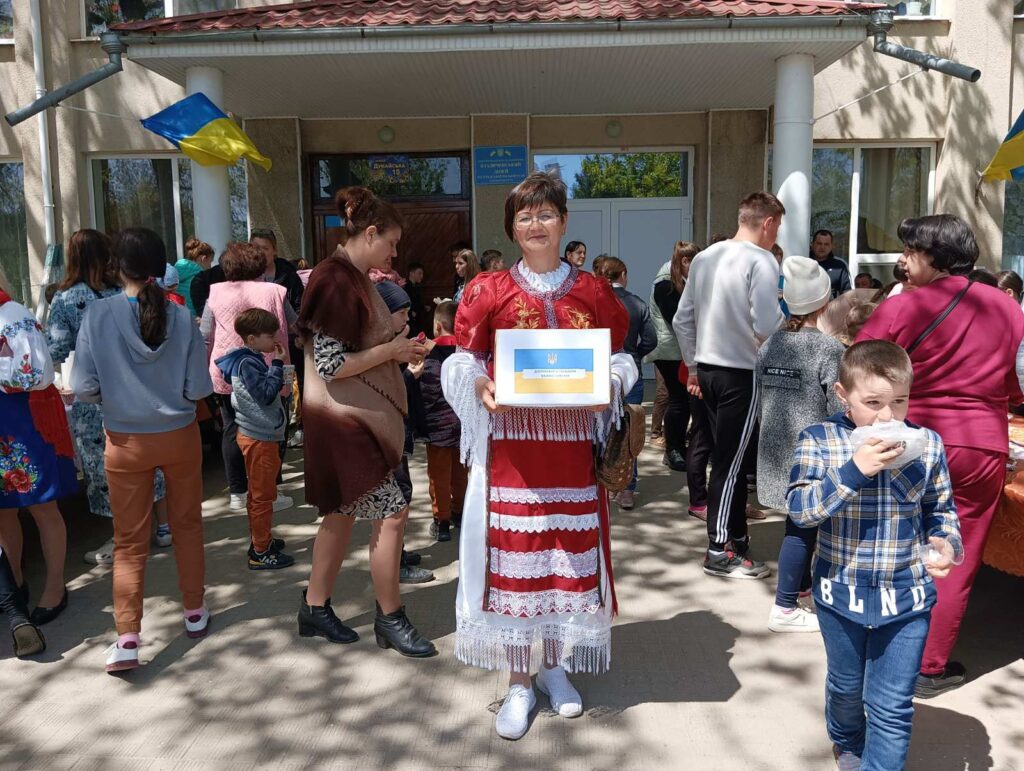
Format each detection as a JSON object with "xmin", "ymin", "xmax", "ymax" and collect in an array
[
  {"xmin": 0, "ymin": 591, "xmax": 45, "ymax": 659},
  {"xmin": 374, "ymin": 603, "xmax": 436, "ymax": 658},
  {"xmin": 298, "ymin": 590, "xmax": 359, "ymax": 644}
]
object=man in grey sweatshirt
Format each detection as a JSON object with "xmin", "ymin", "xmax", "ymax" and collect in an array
[{"xmin": 673, "ymin": 192, "xmax": 786, "ymax": 581}]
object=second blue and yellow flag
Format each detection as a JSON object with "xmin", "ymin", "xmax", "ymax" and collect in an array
[
  {"xmin": 141, "ymin": 92, "xmax": 271, "ymax": 171},
  {"xmin": 983, "ymin": 109, "xmax": 1024, "ymax": 182}
]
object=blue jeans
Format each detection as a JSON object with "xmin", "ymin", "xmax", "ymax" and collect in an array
[
  {"xmin": 818, "ymin": 603, "xmax": 931, "ymax": 771},
  {"xmin": 625, "ymin": 378, "xmax": 645, "ymax": 491},
  {"xmin": 774, "ymin": 517, "xmax": 817, "ymax": 608}
]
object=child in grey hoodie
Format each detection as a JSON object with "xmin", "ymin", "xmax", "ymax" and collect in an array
[{"xmin": 215, "ymin": 308, "xmax": 295, "ymax": 571}]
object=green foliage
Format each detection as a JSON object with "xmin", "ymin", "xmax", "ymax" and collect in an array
[{"xmin": 571, "ymin": 153, "xmax": 682, "ymax": 199}]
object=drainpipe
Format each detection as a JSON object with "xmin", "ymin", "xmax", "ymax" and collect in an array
[
  {"xmin": 4, "ymin": 31, "xmax": 126, "ymax": 126},
  {"xmin": 28, "ymin": 0, "xmax": 54, "ymax": 249},
  {"xmin": 869, "ymin": 9, "xmax": 980, "ymax": 82},
  {"xmin": 27, "ymin": 0, "xmax": 56, "ymax": 320}
]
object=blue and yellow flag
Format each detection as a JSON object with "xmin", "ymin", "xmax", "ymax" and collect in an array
[
  {"xmin": 983, "ymin": 109, "xmax": 1024, "ymax": 182},
  {"xmin": 141, "ymin": 93, "xmax": 271, "ymax": 171}
]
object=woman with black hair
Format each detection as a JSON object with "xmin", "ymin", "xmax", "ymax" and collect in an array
[
  {"xmin": 72, "ymin": 227, "xmax": 214, "ymax": 674},
  {"xmin": 563, "ymin": 240, "xmax": 586, "ymax": 268},
  {"xmin": 858, "ymin": 213, "xmax": 1024, "ymax": 698},
  {"xmin": 47, "ymin": 229, "xmax": 170, "ymax": 566}
]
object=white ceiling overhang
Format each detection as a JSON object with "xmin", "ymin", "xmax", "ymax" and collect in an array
[{"xmin": 120, "ymin": 23, "xmax": 872, "ymax": 117}]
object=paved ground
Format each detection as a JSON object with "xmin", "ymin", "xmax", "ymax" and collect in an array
[{"xmin": 1, "ymin": 408, "xmax": 1022, "ymax": 770}]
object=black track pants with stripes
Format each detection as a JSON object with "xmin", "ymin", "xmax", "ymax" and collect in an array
[{"xmin": 696, "ymin": 363, "xmax": 759, "ymax": 553}]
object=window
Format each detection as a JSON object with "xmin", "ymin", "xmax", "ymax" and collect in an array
[
  {"xmin": 91, "ymin": 156, "xmax": 249, "ymax": 259},
  {"xmin": 84, "ymin": 0, "xmax": 236, "ymax": 36},
  {"xmin": 0, "ymin": 0, "xmax": 13, "ymax": 40},
  {"xmin": 885, "ymin": 1, "xmax": 937, "ymax": 17},
  {"xmin": 0, "ymin": 163, "xmax": 30, "ymax": 305},
  {"xmin": 315, "ymin": 154, "xmax": 470, "ymax": 202},
  {"xmin": 532, "ymin": 152, "xmax": 689, "ymax": 199},
  {"xmin": 857, "ymin": 147, "xmax": 931, "ymax": 255},
  {"xmin": 1016, "ymin": 0, "xmax": 1024, "ymax": 16},
  {"xmin": 1004, "ymin": 182, "xmax": 1024, "ymax": 274},
  {"xmin": 178, "ymin": 160, "xmax": 249, "ymax": 244},
  {"xmin": 768, "ymin": 143, "xmax": 933, "ymax": 266}
]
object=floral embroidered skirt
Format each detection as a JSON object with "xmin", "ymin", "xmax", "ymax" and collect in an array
[
  {"xmin": 0, "ymin": 392, "xmax": 78, "ymax": 508},
  {"xmin": 330, "ymin": 472, "xmax": 406, "ymax": 520},
  {"xmin": 455, "ymin": 408, "xmax": 615, "ymax": 674}
]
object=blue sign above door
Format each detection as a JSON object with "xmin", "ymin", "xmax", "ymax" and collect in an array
[{"xmin": 474, "ymin": 146, "xmax": 528, "ymax": 186}]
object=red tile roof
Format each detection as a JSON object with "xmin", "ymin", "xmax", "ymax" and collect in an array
[{"xmin": 114, "ymin": 0, "xmax": 883, "ymax": 34}]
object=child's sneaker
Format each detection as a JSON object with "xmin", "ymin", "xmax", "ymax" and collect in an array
[
  {"xmin": 154, "ymin": 524, "xmax": 172, "ymax": 548},
  {"xmin": 229, "ymin": 493, "xmax": 247, "ymax": 511},
  {"xmin": 430, "ymin": 519, "xmax": 452, "ymax": 542},
  {"xmin": 272, "ymin": 493, "xmax": 294, "ymax": 512},
  {"xmin": 687, "ymin": 505, "xmax": 708, "ymax": 522},
  {"xmin": 184, "ymin": 607, "xmax": 211, "ymax": 638},
  {"xmin": 768, "ymin": 604, "xmax": 820, "ymax": 633},
  {"xmin": 248, "ymin": 544, "xmax": 296, "ymax": 570},
  {"xmin": 702, "ymin": 550, "xmax": 771, "ymax": 580},
  {"xmin": 105, "ymin": 640, "xmax": 139, "ymax": 673}
]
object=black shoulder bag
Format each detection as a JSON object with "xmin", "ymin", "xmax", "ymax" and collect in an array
[{"xmin": 905, "ymin": 280, "xmax": 973, "ymax": 356}]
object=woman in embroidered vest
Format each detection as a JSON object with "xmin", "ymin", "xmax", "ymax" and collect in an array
[
  {"xmin": 0, "ymin": 267, "xmax": 77, "ymax": 641},
  {"xmin": 296, "ymin": 186, "xmax": 435, "ymax": 657},
  {"xmin": 440, "ymin": 172, "xmax": 636, "ymax": 741},
  {"xmin": 202, "ymin": 242, "xmax": 294, "ymax": 513},
  {"xmin": 47, "ymin": 229, "xmax": 169, "ymax": 567}
]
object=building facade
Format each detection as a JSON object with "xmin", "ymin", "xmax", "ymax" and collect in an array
[{"xmin": 1, "ymin": 0, "xmax": 1021, "ymax": 309}]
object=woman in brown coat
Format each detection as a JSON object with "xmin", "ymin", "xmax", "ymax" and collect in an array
[{"xmin": 296, "ymin": 186, "xmax": 435, "ymax": 657}]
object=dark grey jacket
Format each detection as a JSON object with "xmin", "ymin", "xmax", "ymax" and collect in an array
[{"xmin": 613, "ymin": 285, "xmax": 658, "ymax": 372}]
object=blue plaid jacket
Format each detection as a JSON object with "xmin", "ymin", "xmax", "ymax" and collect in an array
[{"xmin": 787, "ymin": 414, "xmax": 963, "ymax": 591}]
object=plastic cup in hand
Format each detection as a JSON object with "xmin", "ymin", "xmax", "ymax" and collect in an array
[
  {"xmin": 282, "ymin": 364, "xmax": 296, "ymax": 386},
  {"xmin": 926, "ymin": 542, "xmax": 965, "ymax": 567}
]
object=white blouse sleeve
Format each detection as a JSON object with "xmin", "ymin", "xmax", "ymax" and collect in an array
[
  {"xmin": 0, "ymin": 305, "xmax": 55, "ymax": 393},
  {"xmin": 441, "ymin": 351, "xmax": 489, "ymax": 465}
]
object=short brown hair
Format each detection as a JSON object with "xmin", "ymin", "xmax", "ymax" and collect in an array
[
  {"xmin": 221, "ymin": 242, "xmax": 267, "ymax": 281},
  {"xmin": 434, "ymin": 300, "xmax": 457, "ymax": 334},
  {"xmin": 595, "ymin": 256, "xmax": 627, "ymax": 284},
  {"xmin": 504, "ymin": 171, "xmax": 568, "ymax": 240},
  {"xmin": 839, "ymin": 340, "xmax": 913, "ymax": 391},
  {"xmin": 738, "ymin": 192, "xmax": 785, "ymax": 227},
  {"xmin": 234, "ymin": 308, "xmax": 280, "ymax": 339}
]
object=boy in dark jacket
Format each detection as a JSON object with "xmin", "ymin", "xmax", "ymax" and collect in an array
[
  {"xmin": 420, "ymin": 301, "xmax": 467, "ymax": 542},
  {"xmin": 215, "ymin": 308, "xmax": 295, "ymax": 571}
]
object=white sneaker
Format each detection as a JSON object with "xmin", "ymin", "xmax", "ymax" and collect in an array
[
  {"xmin": 153, "ymin": 530, "xmax": 172, "ymax": 548},
  {"xmin": 287, "ymin": 429, "xmax": 304, "ymax": 448},
  {"xmin": 229, "ymin": 493, "xmax": 247, "ymax": 511},
  {"xmin": 185, "ymin": 607, "xmax": 211, "ymax": 639},
  {"xmin": 105, "ymin": 641, "xmax": 139, "ymax": 673},
  {"xmin": 84, "ymin": 538, "xmax": 115, "ymax": 566},
  {"xmin": 272, "ymin": 493, "xmax": 294, "ymax": 512},
  {"xmin": 495, "ymin": 684, "xmax": 537, "ymax": 740},
  {"xmin": 768, "ymin": 604, "xmax": 820, "ymax": 633},
  {"xmin": 536, "ymin": 665, "xmax": 584, "ymax": 717}
]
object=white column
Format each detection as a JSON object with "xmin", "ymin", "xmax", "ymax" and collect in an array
[
  {"xmin": 185, "ymin": 66, "xmax": 232, "ymax": 260},
  {"xmin": 772, "ymin": 53, "xmax": 815, "ymax": 259}
]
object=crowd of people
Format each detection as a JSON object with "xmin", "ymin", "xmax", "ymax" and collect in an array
[{"xmin": 1, "ymin": 170, "xmax": 1020, "ymax": 768}]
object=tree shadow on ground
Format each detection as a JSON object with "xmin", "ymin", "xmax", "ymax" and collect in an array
[{"xmin": 908, "ymin": 703, "xmax": 994, "ymax": 770}]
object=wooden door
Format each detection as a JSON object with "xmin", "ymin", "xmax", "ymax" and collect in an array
[{"xmin": 315, "ymin": 200, "xmax": 470, "ymax": 307}]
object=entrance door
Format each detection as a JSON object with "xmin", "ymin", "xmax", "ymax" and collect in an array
[
  {"xmin": 310, "ymin": 152, "xmax": 472, "ymax": 304},
  {"xmin": 561, "ymin": 197, "xmax": 692, "ymax": 376}
]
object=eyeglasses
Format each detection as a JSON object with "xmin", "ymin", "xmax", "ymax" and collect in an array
[{"xmin": 514, "ymin": 212, "xmax": 560, "ymax": 228}]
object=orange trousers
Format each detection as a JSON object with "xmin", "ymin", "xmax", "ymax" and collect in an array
[
  {"xmin": 426, "ymin": 444, "xmax": 468, "ymax": 522},
  {"xmin": 236, "ymin": 432, "xmax": 281, "ymax": 553},
  {"xmin": 105, "ymin": 421, "xmax": 205, "ymax": 634}
]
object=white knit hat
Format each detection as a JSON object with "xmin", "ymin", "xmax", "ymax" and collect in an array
[{"xmin": 782, "ymin": 256, "xmax": 831, "ymax": 316}]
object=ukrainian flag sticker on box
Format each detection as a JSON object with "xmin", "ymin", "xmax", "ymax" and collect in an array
[{"xmin": 495, "ymin": 328, "xmax": 611, "ymax": 407}]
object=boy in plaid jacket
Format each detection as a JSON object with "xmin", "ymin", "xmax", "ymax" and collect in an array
[{"xmin": 787, "ymin": 340, "xmax": 962, "ymax": 770}]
